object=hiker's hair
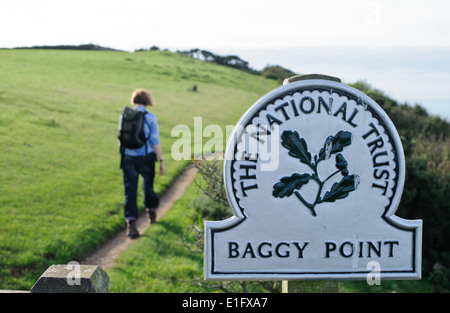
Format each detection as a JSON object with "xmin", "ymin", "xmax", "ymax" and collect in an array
[{"xmin": 131, "ymin": 88, "xmax": 153, "ymax": 106}]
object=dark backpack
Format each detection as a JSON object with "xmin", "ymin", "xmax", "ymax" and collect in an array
[
  {"xmin": 118, "ymin": 106, "xmax": 149, "ymax": 168},
  {"xmin": 118, "ymin": 106, "xmax": 148, "ymax": 149}
]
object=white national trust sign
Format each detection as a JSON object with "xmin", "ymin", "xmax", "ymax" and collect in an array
[{"xmin": 204, "ymin": 75, "xmax": 423, "ymax": 281}]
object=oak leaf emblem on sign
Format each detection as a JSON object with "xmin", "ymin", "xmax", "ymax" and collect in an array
[{"xmin": 273, "ymin": 130, "xmax": 360, "ymax": 216}]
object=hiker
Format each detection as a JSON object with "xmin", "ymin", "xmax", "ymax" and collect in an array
[{"xmin": 118, "ymin": 88, "xmax": 165, "ymax": 238}]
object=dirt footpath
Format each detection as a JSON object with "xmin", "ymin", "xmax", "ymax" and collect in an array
[{"xmin": 81, "ymin": 164, "xmax": 198, "ymax": 269}]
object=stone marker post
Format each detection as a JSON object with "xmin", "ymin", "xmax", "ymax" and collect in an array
[{"xmin": 30, "ymin": 264, "xmax": 109, "ymax": 293}]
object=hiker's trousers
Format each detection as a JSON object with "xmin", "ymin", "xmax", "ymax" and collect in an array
[{"xmin": 122, "ymin": 153, "xmax": 159, "ymax": 221}]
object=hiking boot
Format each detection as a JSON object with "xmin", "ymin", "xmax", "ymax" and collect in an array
[
  {"xmin": 147, "ymin": 208, "xmax": 157, "ymax": 224},
  {"xmin": 127, "ymin": 221, "xmax": 140, "ymax": 239}
]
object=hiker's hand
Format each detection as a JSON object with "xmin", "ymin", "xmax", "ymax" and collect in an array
[{"xmin": 160, "ymin": 160, "xmax": 166, "ymax": 175}]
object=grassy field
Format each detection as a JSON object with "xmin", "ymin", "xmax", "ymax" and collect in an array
[
  {"xmin": 108, "ymin": 174, "xmax": 282, "ymax": 293},
  {"xmin": 0, "ymin": 48, "xmax": 278, "ymax": 289},
  {"xmin": 107, "ymin": 180, "xmax": 259, "ymax": 293}
]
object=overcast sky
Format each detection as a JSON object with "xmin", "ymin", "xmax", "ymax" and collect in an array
[{"xmin": 1, "ymin": 0, "xmax": 450, "ymax": 119}]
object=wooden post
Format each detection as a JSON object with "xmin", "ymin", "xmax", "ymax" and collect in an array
[
  {"xmin": 282, "ymin": 73, "xmax": 341, "ymax": 293},
  {"xmin": 282, "ymin": 280, "xmax": 339, "ymax": 293},
  {"xmin": 283, "ymin": 73, "xmax": 342, "ymax": 85}
]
